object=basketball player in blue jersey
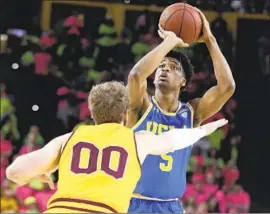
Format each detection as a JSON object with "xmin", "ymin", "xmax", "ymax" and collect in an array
[{"xmin": 127, "ymin": 9, "xmax": 236, "ymax": 213}]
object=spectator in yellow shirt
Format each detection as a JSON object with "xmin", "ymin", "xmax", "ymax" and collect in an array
[{"xmin": 0, "ymin": 186, "xmax": 19, "ymax": 212}]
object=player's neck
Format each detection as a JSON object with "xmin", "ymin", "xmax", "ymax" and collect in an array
[{"xmin": 154, "ymin": 90, "xmax": 180, "ymax": 113}]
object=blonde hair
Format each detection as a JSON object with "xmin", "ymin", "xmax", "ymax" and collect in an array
[{"xmin": 88, "ymin": 81, "xmax": 129, "ymax": 124}]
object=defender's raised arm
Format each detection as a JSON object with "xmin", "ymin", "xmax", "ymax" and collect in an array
[{"xmin": 135, "ymin": 119, "xmax": 228, "ymax": 163}]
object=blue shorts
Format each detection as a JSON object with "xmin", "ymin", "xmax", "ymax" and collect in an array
[{"xmin": 128, "ymin": 197, "xmax": 184, "ymax": 213}]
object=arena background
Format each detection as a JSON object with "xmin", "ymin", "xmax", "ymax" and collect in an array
[{"xmin": 0, "ymin": 0, "xmax": 270, "ymax": 212}]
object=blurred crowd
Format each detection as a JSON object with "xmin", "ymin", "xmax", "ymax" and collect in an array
[
  {"xmin": 114, "ymin": 0, "xmax": 270, "ymax": 14},
  {"xmin": 0, "ymin": 4, "xmax": 256, "ymax": 213}
]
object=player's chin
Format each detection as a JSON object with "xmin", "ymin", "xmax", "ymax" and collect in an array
[{"xmin": 156, "ymin": 81, "xmax": 170, "ymax": 90}]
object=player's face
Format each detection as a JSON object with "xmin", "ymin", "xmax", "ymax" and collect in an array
[{"xmin": 154, "ymin": 57, "xmax": 186, "ymax": 92}]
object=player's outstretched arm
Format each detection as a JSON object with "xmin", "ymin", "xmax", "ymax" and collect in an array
[
  {"xmin": 191, "ymin": 9, "xmax": 236, "ymax": 126},
  {"xmin": 6, "ymin": 133, "xmax": 71, "ymax": 186},
  {"xmin": 127, "ymin": 26, "xmax": 188, "ymax": 114},
  {"xmin": 135, "ymin": 119, "xmax": 228, "ymax": 163}
]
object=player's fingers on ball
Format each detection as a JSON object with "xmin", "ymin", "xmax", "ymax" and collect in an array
[
  {"xmin": 183, "ymin": 41, "xmax": 189, "ymax": 47},
  {"xmin": 197, "ymin": 37, "xmax": 203, "ymax": 43},
  {"xmin": 195, "ymin": 8, "xmax": 207, "ymax": 23},
  {"xmin": 176, "ymin": 37, "xmax": 188, "ymax": 47},
  {"xmin": 178, "ymin": 37, "xmax": 184, "ymax": 42},
  {"xmin": 158, "ymin": 24, "xmax": 164, "ymax": 32},
  {"xmin": 158, "ymin": 30, "xmax": 164, "ymax": 39},
  {"xmin": 195, "ymin": 8, "xmax": 204, "ymax": 17},
  {"xmin": 194, "ymin": 8, "xmax": 201, "ymax": 15},
  {"xmin": 182, "ymin": 42, "xmax": 189, "ymax": 47}
]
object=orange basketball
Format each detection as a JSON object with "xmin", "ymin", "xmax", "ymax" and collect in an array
[{"xmin": 159, "ymin": 3, "xmax": 203, "ymax": 44}]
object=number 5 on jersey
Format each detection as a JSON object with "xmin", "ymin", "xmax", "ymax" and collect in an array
[
  {"xmin": 160, "ymin": 154, "xmax": 173, "ymax": 171},
  {"xmin": 159, "ymin": 125, "xmax": 188, "ymax": 172},
  {"xmin": 71, "ymin": 142, "xmax": 128, "ymax": 179},
  {"xmin": 157, "ymin": 124, "xmax": 174, "ymax": 172}
]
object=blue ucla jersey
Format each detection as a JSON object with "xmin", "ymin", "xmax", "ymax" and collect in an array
[{"xmin": 133, "ymin": 96, "xmax": 194, "ymax": 199}]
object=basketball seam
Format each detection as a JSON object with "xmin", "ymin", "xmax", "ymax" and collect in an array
[
  {"xmin": 178, "ymin": 3, "xmax": 186, "ymax": 37},
  {"xmin": 184, "ymin": 9, "xmax": 197, "ymax": 42},
  {"xmin": 164, "ymin": 9, "xmax": 185, "ymax": 31}
]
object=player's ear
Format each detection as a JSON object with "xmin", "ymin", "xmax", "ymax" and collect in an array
[{"xmin": 180, "ymin": 78, "xmax": 186, "ymax": 87}]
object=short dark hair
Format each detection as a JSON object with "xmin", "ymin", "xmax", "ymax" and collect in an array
[{"xmin": 166, "ymin": 50, "xmax": 194, "ymax": 90}]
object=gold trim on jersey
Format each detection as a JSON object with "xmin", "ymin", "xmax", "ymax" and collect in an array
[
  {"xmin": 46, "ymin": 206, "xmax": 104, "ymax": 213},
  {"xmin": 48, "ymin": 198, "xmax": 117, "ymax": 213},
  {"xmin": 133, "ymin": 134, "xmax": 142, "ymax": 173},
  {"xmin": 152, "ymin": 96, "xmax": 182, "ymax": 116},
  {"xmin": 60, "ymin": 130, "xmax": 77, "ymax": 154},
  {"xmin": 131, "ymin": 103, "xmax": 153, "ymax": 131},
  {"xmin": 186, "ymin": 102, "xmax": 194, "ymax": 128}
]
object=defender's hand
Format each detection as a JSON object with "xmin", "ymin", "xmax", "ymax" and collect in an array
[
  {"xmin": 36, "ymin": 174, "xmax": 54, "ymax": 190},
  {"xmin": 195, "ymin": 8, "xmax": 214, "ymax": 43},
  {"xmin": 200, "ymin": 119, "xmax": 228, "ymax": 135},
  {"xmin": 158, "ymin": 24, "xmax": 189, "ymax": 48}
]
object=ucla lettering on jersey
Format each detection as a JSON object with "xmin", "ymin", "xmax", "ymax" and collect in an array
[{"xmin": 132, "ymin": 96, "xmax": 194, "ymax": 199}]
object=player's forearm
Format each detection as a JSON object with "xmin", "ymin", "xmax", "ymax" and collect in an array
[
  {"xmin": 129, "ymin": 37, "xmax": 176, "ymax": 82},
  {"xmin": 166, "ymin": 128, "xmax": 207, "ymax": 150},
  {"xmin": 150, "ymin": 128, "xmax": 207, "ymax": 155},
  {"xmin": 6, "ymin": 151, "xmax": 57, "ymax": 185},
  {"xmin": 206, "ymin": 37, "xmax": 235, "ymax": 93},
  {"xmin": 6, "ymin": 156, "xmax": 40, "ymax": 185}
]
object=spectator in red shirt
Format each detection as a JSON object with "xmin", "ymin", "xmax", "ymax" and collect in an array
[
  {"xmin": 0, "ymin": 133, "xmax": 13, "ymax": 158},
  {"xmin": 214, "ymin": 190, "xmax": 227, "ymax": 212},
  {"xmin": 204, "ymin": 172, "xmax": 218, "ymax": 195},
  {"xmin": 15, "ymin": 185, "xmax": 34, "ymax": 204},
  {"xmin": 196, "ymin": 202, "xmax": 209, "ymax": 213},
  {"xmin": 223, "ymin": 160, "xmax": 240, "ymax": 191},
  {"xmin": 208, "ymin": 197, "xmax": 220, "ymax": 213},
  {"xmin": 64, "ymin": 11, "xmax": 84, "ymax": 36},
  {"xmin": 18, "ymin": 133, "xmax": 39, "ymax": 156},
  {"xmin": 0, "ymin": 134, "xmax": 12, "ymax": 186},
  {"xmin": 183, "ymin": 194, "xmax": 196, "ymax": 213},
  {"xmin": 184, "ymin": 175, "xmax": 210, "ymax": 206},
  {"xmin": 40, "ymin": 32, "xmax": 56, "ymax": 49},
  {"xmin": 226, "ymin": 184, "xmax": 250, "ymax": 213},
  {"xmin": 34, "ymin": 183, "xmax": 55, "ymax": 212},
  {"xmin": 33, "ymin": 48, "xmax": 52, "ymax": 75}
]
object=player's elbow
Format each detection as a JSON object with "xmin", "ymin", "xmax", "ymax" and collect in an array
[
  {"xmin": 227, "ymin": 82, "xmax": 236, "ymax": 96},
  {"xmin": 6, "ymin": 157, "xmax": 25, "ymax": 184},
  {"xmin": 221, "ymin": 81, "xmax": 236, "ymax": 97},
  {"xmin": 6, "ymin": 165, "xmax": 19, "ymax": 183},
  {"xmin": 128, "ymin": 69, "xmax": 141, "ymax": 83}
]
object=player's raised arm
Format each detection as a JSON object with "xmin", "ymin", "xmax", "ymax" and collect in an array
[
  {"xmin": 6, "ymin": 133, "xmax": 71, "ymax": 186},
  {"xmin": 135, "ymin": 119, "xmax": 228, "ymax": 163},
  {"xmin": 127, "ymin": 26, "xmax": 189, "ymax": 113},
  {"xmin": 191, "ymin": 9, "xmax": 236, "ymax": 126}
]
